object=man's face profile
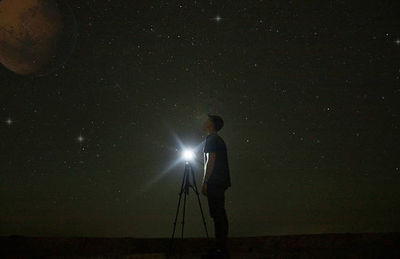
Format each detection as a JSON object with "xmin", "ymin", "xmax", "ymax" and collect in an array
[{"xmin": 202, "ymin": 117, "xmax": 213, "ymax": 132}]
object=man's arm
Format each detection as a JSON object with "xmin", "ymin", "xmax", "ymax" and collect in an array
[{"xmin": 203, "ymin": 152, "xmax": 216, "ymax": 184}]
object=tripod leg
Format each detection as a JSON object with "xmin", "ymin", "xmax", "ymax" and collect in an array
[
  {"xmin": 190, "ymin": 166, "xmax": 210, "ymax": 243},
  {"xmin": 168, "ymin": 169, "xmax": 187, "ymax": 255},
  {"xmin": 178, "ymin": 186, "xmax": 188, "ymax": 257},
  {"xmin": 181, "ymin": 187, "xmax": 188, "ymax": 240}
]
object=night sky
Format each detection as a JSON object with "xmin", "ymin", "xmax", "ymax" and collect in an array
[{"xmin": 1, "ymin": 0, "xmax": 400, "ymax": 238}]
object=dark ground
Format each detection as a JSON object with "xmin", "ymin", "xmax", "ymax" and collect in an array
[{"xmin": 1, "ymin": 232, "xmax": 399, "ymax": 258}]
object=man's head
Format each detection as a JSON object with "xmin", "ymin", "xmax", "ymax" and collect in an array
[{"xmin": 203, "ymin": 114, "xmax": 224, "ymax": 133}]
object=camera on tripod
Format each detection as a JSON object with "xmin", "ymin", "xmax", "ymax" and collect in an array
[
  {"xmin": 168, "ymin": 146, "xmax": 210, "ymax": 257},
  {"xmin": 181, "ymin": 148, "xmax": 195, "ymax": 162}
]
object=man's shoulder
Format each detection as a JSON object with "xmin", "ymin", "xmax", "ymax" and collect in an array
[
  {"xmin": 207, "ymin": 133, "xmax": 224, "ymax": 141},
  {"xmin": 205, "ymin": 133, "xmax": 218, "ymax": 143},
  {"xmin": 215, "ymin": 134, "xmax": 226, "ymax": 145},
  {"xmin": 208, "ymin": 134, "xmax": 225, "ymax": 144},
  {"xmin": 207, "ymin": 133, "xmax": 218, "ymax": 138}
]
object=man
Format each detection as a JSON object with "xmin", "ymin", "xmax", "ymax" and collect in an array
[{"xmin": 202, "ymin": 114, "xmax": 231, "ymax": 258}]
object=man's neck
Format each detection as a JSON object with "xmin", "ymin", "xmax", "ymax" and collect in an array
[{"xmin": 207, "ymin": 130, "xmax": 217, "ymax": 136}]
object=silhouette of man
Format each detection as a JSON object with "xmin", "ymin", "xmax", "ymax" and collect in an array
[{"xmin": 202, "ymin": 114, "xmax": 231, "ymax": 258}]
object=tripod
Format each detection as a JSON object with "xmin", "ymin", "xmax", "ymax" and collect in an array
[{"xmin": 168, "ymin": 161, "xmax": 210, "ymax": 257}]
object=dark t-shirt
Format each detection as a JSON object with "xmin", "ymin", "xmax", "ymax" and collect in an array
[{"xmin": 203, "ymin": 133, "xmax": 231, "ymax": 188}]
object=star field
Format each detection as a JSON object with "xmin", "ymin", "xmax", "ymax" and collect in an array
[{"xmin": 0, "ymin": 0, "xmax": 399, "ymax": 237}]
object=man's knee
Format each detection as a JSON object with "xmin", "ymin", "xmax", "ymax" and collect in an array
[
  {"xmin": 209, "ymin": 207, "xmax": 216, "ymax": 218},
  {"xmin": 209, "ymin": 207, "xmax": 225, "ymax": 219},
  {"xmin": 208, "ymin": 189, "xmax": 226, "ymax": 217},
  {"xmin": 213, "ymin": 207, "xmax": 227, "ymax": 220}
]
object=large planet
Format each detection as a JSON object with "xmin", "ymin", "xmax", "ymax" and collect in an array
[{"xmin": 0, "ymin": 0, "xmax": 78, "ymax": 76}]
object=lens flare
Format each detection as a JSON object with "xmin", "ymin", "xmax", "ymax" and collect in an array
[{"xmin": 182, "ymin": 149, "xmax": 195, "ymax": 161}]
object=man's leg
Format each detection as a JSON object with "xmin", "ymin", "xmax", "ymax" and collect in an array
[
  {"xmin": 207, "ymin": 185, "xmax": 229, "ymax": 253},
  {"xmin": 217, "ymin": 206, "xmax": 228, "ymax": 250},
  {"xmin": 214, "ymin": 189, "xmax": 228, "ymax": 252}
]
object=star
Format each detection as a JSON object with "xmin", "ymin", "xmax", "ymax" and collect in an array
[
  {"xmin": 395, "ymin": 39, "xmax": 400, "ymax": 45},
  {"xmin": 5, "ymin": 118, "xmax": 12, "ymax": 126},
  {"xmin": 212, "ymin": 15, "xmax": 222, "ymax": 23},
  {"xmin": 77, "ymin": 135, "xmax": 84, "ymax": 143}
]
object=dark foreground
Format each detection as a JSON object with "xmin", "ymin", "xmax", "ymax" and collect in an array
[{"xmin": 1, "ymin": 232, "xmax": 399, "ymax": 258}]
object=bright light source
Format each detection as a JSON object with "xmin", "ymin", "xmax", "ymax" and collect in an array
[{"xmin": 182, "ymin": 149, "xmax": 195, "ymax": 161}]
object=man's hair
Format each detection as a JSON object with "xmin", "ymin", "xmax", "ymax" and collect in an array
[{"xmin": 207, "ymin": 114, "xmax": 224, "ymax": 132}]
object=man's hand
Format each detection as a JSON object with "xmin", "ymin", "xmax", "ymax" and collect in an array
[
  {"xmin": 202, "ymin": 152, "xmax": 216, "ymax": 197},
  {"xmin": 201, "ymin": 182, "xmax": 208, "ymax": 196}
]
